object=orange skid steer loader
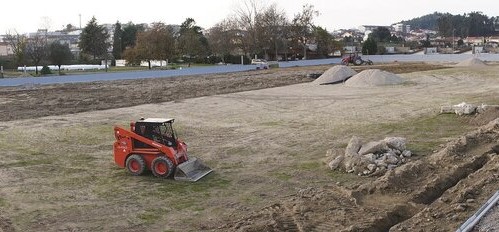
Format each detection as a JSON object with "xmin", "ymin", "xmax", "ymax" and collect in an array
[{"xmin": 113, "ymin": 118, "xmax": 212, "ymax": 181}]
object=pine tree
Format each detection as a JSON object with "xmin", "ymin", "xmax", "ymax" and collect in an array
[
  {"xmin": 112, "ymin": 22, "xmax": 123, "ymax": 60},
  {"xmin": 79, "ymin": 17, "xmax": 110, "ymax": 60}
]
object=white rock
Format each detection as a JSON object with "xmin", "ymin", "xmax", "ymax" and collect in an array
[
  {"xmin": 375, "ymin": 160, "xmax": 388, "ymax": 168},
  {"xmin": 402, "ymin": 150, "xmax": 412, "ymax": 157},
  {"xmin": 359, "ymin": 141, "xmax": 388, "ymax": 155},
  {"xmin": 387, "ymin": 164, "xmax": 398, "ymax": 170},
  {"xmin": 345, "ymin": 136, "xmax": 362, "ymax": 157},
  {"xmin": 385, "ymin": 153, "xmax": 400, "ymax": 165},
  {"xmin": 328, "ymin": 155, "xmax": 344, "ymax": 170},
  {"xmin": 367, "ymin": 164, "xmax": 377, "ymax": 172},
  {"xmin": 384, "ymin": 137, "xmax": 407, "ymax": 151},
  {"xmin": 362, "ymin": 153, "xmax": 376, "ymax": 163}
]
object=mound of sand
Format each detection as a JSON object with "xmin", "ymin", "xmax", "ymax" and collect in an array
[
  {"xmin": 313, "ymin": 65, "xmax": 357, "ymax": 85},
  {"xmin": 455, "ymin": 57, "xmax": 487, "ymax": 67},
  {"xmin": 344, "ymin": 69, "xmax": 404, "ymax": 87}
]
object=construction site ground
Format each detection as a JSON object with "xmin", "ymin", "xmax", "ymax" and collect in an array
[{"xmin": 0, "ymin": 62, "xmax": 498, "ymax": 231}]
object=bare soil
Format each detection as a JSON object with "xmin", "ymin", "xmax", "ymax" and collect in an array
[
  {"xmin": 0, "ymin": 63, "xmax": 443, "ymax": 121},
  {"xmin": 0, "ymin": 62, "xmax": 497, "ymax": 232}
]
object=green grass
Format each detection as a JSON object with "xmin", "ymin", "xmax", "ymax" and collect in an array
[
  {"xmin": 271, "ymin": 171, "xmax": 293, "ymax": 181},
  {"xmin": 0, "ymin": 158, "xmax": 53, "ymax": 168},
  {"xmin": 297, "ymin": 161, "xmax": 321, "ymax": 171},
  {"xmin": 349, "ymin": 113, "xmax": 473, "ymax": 155},
  {"xmin": 0, "ymin": 197, "xmax": 8, "ymax": 207}
]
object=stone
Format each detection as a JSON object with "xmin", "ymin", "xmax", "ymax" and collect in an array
[
  {"xmin": 402, "ymin": 150, "xmax": 412, "ymax": 157},
  {"xmin": 345, "ymin": 136, "xmax": 362, "ymax": 157},
  {"xmin": 387, "ymin": 164, "xmax": 398, "ymax": 170},
  {"xmin": 385, "ymin": 153, "xmax": 400, "ymax": 165},
  {"xmin": 375, "ymin": 160, "xmax": 388, "ymax": 168},
  {"xmin": 328, "ymin": 155, "xmax": 344, "ymax": 170},
  {"xmin": 384, "ymin": 137, "xmax": 407, "ymax": 151},
  {"xmin": 359, "ymin": 141, "xmax": 388, "ymax": 155},
  {"xmin": 367, "ymin": 164, "xmax": 377, "ymax": 172},
  {"xmin": 362, "ymin": 153, "xmax": 376, "ymax": 163}
]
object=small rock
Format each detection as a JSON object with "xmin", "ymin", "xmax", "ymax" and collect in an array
[
  {"xmin": 454, "ymin": 204, "xmax": 467, "ymax": 212},
  {"xmin": 367, "ymin": 164, "xmax": 377, "ymax": 172},
  {"xmin": 375, "ymin": 160, "xmax": 388, "ymax": 168},
  {"xmin": 402, "ymin": 150, "xmax": 412, "ymax": 157},
  {"xmin": 466, "ymin": 199, "xmax": 475, "ymax": 203},
  {"xmin": 387, "ymin": 164, "xmax": 398, "ymax": 170},
  {"xmin": 384, "ymin": 137, "xmax": 407, "ymax": 151},
  {"xmin": 385, "ymin": 153, "xmax": 400, "ymax": 165},
  {"xmin": 328, "ymin": 155, "xmax": 344, "ymax": 170},
  {"xmin": 362, "ymin": 153, "xmax": 376, "ymax": 163}
]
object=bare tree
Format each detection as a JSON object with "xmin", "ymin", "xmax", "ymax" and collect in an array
[
  {"xmin": 256, "ymin": 3, "xmax": 288, "ymax": 60},
  {"xmin": 26, "ymin": 33, "xmax": 48, "ymax": 75},
  {"xmin": 4, "ymin": 31, "xmax": 27, "ymax": 67},
  {"xmin": 207, "ymin": 19, "xmax": 239, "ymax": 63},
  {"xmin": 233, "ymin": 0, "xmax": 266, "ymax": 57},
  {"xmin": 291, "ymin": 4, "xmax": 319, "ymax": 59}
]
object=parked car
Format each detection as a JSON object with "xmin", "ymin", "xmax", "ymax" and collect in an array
[{"xmin": 251, "ymin": 59, "xmax": 269, "ymax": 69}]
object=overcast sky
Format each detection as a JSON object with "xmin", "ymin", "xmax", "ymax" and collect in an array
[{"xmin": 1, "ymin": 0, "xmax": 498, "ymax": 34}]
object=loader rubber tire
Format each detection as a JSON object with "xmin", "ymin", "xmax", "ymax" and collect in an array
[
  {"xmin": 126, "ymin": 154, "xmax": 146, "ymax": 176},
  {"xmin": 151, "ymin": 156, "xmax": 174, "ymax": 178}
]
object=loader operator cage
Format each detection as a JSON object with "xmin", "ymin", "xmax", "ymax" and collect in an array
[{"xmin": 136, "ymin": 118, "xmax": 178, "ymax": 147}]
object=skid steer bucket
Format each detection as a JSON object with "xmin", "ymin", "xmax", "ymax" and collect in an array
[{"xmin": 174, "ymin": 157, "xmax": 213, "ymax": 181}]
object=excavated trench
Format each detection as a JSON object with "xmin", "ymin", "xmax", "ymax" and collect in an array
[
  {"xmin": 359, "ymin": 151, "xmax": 492, "ymax": 232},
  {"xmin": 359, "ymin": 153, "xmax": 489, "ymax": 232}
]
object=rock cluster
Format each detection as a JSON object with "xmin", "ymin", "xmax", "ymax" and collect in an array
[
  {"xmin": 328, "ymin": 136, "xmax": 413, "ymax": 176},
  {"xmin": 440, "ymin": 102, "xmax": 498, "ymax": 116}
]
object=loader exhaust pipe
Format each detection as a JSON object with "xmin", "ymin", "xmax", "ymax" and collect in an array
[{"xmin": 174, "ymin": 157, "xmax": 213, "ymax": 181}]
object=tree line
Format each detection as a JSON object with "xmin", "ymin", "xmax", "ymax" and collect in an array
[{"xmin": 3, "ymin": 2, "xmax": 345, "ymax": 73}]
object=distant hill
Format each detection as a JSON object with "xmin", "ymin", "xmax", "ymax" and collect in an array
[{"xmin": 399, "ymin": 12, "xmax": 443, "ymax": 30}]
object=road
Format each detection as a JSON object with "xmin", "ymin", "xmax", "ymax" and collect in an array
[{"xmin": 1, "ymin": 53, "xmax": 499, "ymax": 87}]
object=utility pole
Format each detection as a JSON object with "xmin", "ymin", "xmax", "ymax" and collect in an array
[
  {"xmin": 452, "ymin": 28, "xmax": 456, "ymax": 54},
  {"xmin": 79, "ymin": 14, "xmax": 82, "ymax": 29}
]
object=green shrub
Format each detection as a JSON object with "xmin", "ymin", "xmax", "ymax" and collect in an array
[{"xmin": 41, "ymin": 66, "xmax": 52, "ymax": 75}]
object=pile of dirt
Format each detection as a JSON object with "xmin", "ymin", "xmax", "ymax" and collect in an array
[
  {"xmin": 312, "ymin": 65, "xmax": 357, "ymax": 85},
  {"xmin": 328, "ymin": 136, "xmax": 413, "ymax": 176},
  {"xmin": 468, "ymin": 107, "xmax": 499, "ymax": 126},
  {"xmin": 455, "ymin": 57, "xmax": 487, "ymax": 67},
  {"xmin": 344, "ymin": 69, "xmax": 404, "ymax": 87}
]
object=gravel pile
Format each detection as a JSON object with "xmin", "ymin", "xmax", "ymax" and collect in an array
[
  {"xmin": 344, "ymin": 69, "xmax": 404, "ymax": 87},
  {"xmin": 455, "ymin": 57, "xmax": 487, "ymax": 67},
  {"xmin": 312, "ymin": 65, "xmax": 357, "ymax": 85},
  {"xmin": 328, "ymin": 136, "xmax": 413, "ymax": 176}
]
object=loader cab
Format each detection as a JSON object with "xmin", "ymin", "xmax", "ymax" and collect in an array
[{"xmin": 134, "ymin": 118, "xmax": 178, "ymax": 147}]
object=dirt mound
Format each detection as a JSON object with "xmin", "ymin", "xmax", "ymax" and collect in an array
[
  {"xmin": 455, "ymin": 57, "xmax": 487, "ymax": 67},
  {"xmin": 312, "ymin": 65, "xmax": 357, "ymax": 85},
  {"xmin": 344, "ymin": 69, "xmax": 404, "ymax": 87},
  {"xmin": 469, "ymin": 107, "xmax": 499, "ymax": 126}
]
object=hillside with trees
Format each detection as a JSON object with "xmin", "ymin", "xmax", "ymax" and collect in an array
[
  {"xmin": 400, "ymin": 12, "xmax": 443, "ymax": 30},
  {"xmin": 400, "ymin": 11, "xmax": 497, "ymax": 37}
]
